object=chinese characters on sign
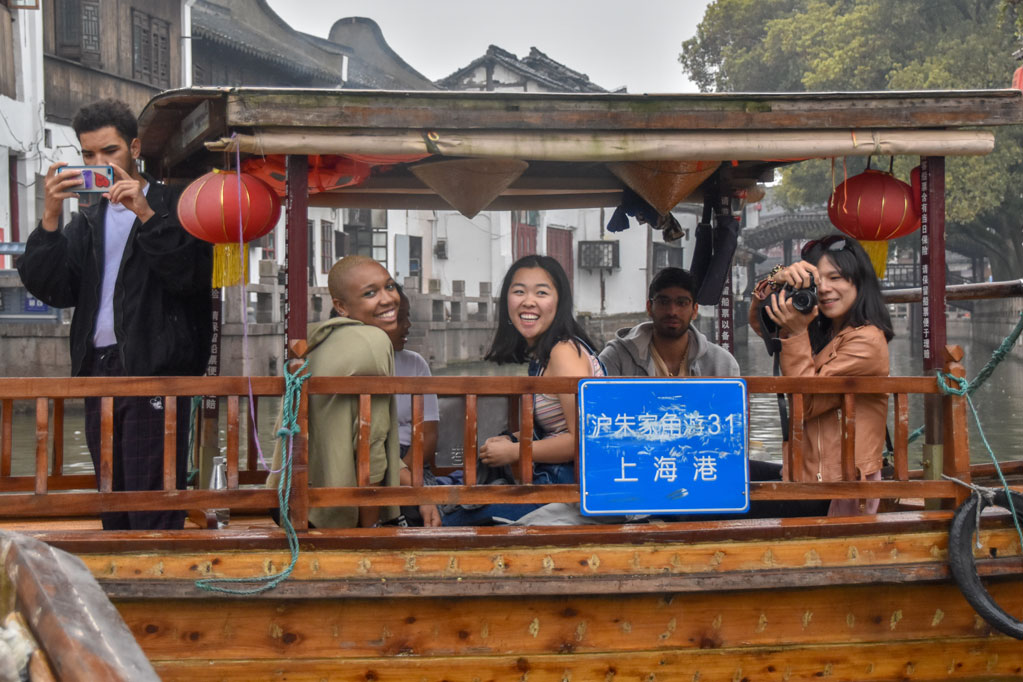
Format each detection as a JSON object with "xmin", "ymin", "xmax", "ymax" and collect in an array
[
  {"xmin": 920, "ymin": 158, "xmax": 931, "ymax": 362},
  {"xmin": 579, "ymin": 379, "xmax": 749, "ymax": 515},
  {"xmin": 716, "ymin": 268, "xmax": 734, "ymax": 354}
]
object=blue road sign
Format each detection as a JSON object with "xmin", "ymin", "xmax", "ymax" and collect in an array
[
  {"xmin": 578, "ymin": 378, "xmax": 749, "ymax": 515},
  {"xmin": 23, "ymin": 293, "xmax": 49, "ymax": 313}
]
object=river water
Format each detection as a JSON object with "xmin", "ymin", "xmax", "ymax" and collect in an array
[{"xmin": 5, "ymin": 317, "xmax": 1021, "ymax": 476}]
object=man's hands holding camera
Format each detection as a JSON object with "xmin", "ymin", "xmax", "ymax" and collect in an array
[
  {"xmin": 41, "ymin": 162, "xmax": 153, "ymax": 233},
  {"xmin": 762, "ymin": 261, "xmax": 820, "ymax": 337}
]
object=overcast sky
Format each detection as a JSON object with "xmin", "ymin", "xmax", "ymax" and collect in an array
[{"xmin": 264, "ymin": 0, "xmax": 708, "ymax": 93}]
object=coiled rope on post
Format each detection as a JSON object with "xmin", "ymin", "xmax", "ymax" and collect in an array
[
  {"xmin": 195, "ymin": 360, "xmax": 310, "ymax": 595},
  {"xmin": 936, "ymin": 369, "xmax": 1023, "ymax": 553},
  {"xmin": 903, "ymin": 310, "xmax": 1023, "ymax": 446}
]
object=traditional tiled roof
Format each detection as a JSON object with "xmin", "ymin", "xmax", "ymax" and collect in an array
[
  {"xmin": 521, "ymin": 48, "xmax": 610, "ymax": 93},
  {"xmin": 192, "ymin": 1, "xmax": 342, "ymax": 83},
  {"xmin": 437, "ymin": 45, "xmax": 608, "ymax": 93}
]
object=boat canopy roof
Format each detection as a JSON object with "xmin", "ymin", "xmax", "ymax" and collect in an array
[{"xmin": 138, "ymin": 87, "xmax": 1023, "ymax": 213}]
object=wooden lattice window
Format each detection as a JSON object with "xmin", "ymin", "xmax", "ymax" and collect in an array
[
  {"xmin": 131, "ymin": 9, "xmax": 169, "ymax": 88},
  {"xmin": 56, "ymin": 0, "xmax": 100, "ymax": 66}
]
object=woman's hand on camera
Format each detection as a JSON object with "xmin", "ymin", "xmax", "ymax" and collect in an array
[
  {"xmin": 480, "ymin": 435, "xmax": 519, "ymax": 467},
  {"xmin": 763, "ymin": 290, "xmax": 817, "ymax": 337},
  {"xmin": 772, "ymin": 261, "xmax": 819, "ymax": 290}
]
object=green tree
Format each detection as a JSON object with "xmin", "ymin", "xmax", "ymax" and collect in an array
[{"xmin": 680, "ymin": 0, "xmax": 1023, "ymax": 279}]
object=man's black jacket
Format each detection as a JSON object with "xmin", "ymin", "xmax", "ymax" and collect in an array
[{"xmin": 17, "ymin": 177, "xmax": 212, "ymax": 377}]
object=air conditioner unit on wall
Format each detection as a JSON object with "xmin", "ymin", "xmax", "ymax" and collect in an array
[
  {"xmin": 578, "ymin": 240, "xmax": 620, "ymax": 271},
  {"xmin": 434, "ymin": 239, "xmax": 448, "ymax": 259}
]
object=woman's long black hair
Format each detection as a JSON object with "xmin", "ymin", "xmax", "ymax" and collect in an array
[
  {"xmin": 485, "ymin": 254, "xmax": 597, "ymax": 368},
  {"xmin": 802, "ymin": 236, "xmax": 894, "ymax": 354}
]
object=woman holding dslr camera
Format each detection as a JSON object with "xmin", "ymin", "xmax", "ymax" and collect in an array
[{"xmin": 750, "ymin": 235, "xmax": 893, "ymax": 516}]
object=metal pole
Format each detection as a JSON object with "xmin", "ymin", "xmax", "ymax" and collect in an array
[
  {"xmin": 883, "ymin": 279, "xmax": 1023, "ymax": 303},
  {"xmin": 198, "ymin": 288, "xmax": 222, "ymax": 496}
]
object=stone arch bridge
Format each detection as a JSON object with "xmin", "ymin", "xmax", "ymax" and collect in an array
[{"xmin": 740, "ymin": 211, "xmax": 986, "ymax": 298}]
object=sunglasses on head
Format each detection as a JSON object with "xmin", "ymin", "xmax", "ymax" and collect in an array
[{"xmin": 800, "ymin": 235, "xmax": 851, "ymax": 260}]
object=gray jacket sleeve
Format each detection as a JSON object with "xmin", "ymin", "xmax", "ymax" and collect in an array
[{"xmin": 598, "ymin": 343, "xmax": 624, "ymax": 377}]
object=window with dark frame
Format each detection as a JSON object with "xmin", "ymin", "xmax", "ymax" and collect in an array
[
  {"xmin": 408, "ymin": 235, "xmax": 422, "ymax": 276},
  {"xmin": 372, "ymin": 228, "xmax": 387, "ymax": 266},
  {"xmin": 652, "ymin": 243, "xmax": 685, "ymax": 274},
  {"xmin": 343, "ymin": 224, "xmax": 387, "ymax": 267},
  {"xmin": 320, "ymin": 220, "xmax": 333, "ymax": 273},
  {"xmin": 56, "ymin": 0, "xmax": 101, "ymax": 67},
  {"xmin": 131, "ymin": 8, "xmax": 170, "ymax": 88}
]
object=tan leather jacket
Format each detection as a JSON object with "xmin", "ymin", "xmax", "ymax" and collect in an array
[
  {"xmin": 778, "ymin": 326, "xmax": 890, "ymax": 482},
  {"xmin": 748, "ymin": 287, "xmax": 890, "ymax": 482}
]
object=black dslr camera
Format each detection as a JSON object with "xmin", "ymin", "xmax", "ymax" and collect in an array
[{"xmin": 758, "ymin": 275, "xmax": 817, "ymax": 337}]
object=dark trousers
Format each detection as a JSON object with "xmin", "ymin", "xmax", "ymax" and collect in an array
[
  {"xmin": 441, "ymin": 462, "xmax": 575, "ymax": 527},
  {"xmin": 83, "ymin": 346, "xmax": 189, "ymax": 530}
]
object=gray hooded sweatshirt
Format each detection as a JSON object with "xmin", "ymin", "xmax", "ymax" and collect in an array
[{"xmin": 598, "ymin": 321, "xmax": 740, "ymax": 377}]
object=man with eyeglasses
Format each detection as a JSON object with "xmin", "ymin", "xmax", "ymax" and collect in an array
[{"xmin": 599, "ymin": 267, "xmax": 739, "ymax": 378}]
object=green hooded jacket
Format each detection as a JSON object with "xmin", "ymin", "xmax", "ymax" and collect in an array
[{"xmin": 267, "ymin": 317, "xmax": 400, "ymax": 528}]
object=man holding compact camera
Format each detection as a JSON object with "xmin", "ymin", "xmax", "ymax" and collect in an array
[{"xmin": 18, "ymin": 99, "xmax": 212, "ymax": 531}]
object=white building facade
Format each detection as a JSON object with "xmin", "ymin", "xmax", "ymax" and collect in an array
[{"xmin": 0, "ymin": 5, "xmax": 45, "ymax": 270}]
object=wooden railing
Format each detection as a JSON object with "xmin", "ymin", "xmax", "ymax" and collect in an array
[{"xmin": 0, "ymin": 347, "xmax": 971, "ymax": 527}]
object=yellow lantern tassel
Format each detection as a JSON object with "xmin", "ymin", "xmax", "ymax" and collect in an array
[
  {"xmin": 859, "ymin": 240, "xmax": 889, "ymax": 279},
  {"xmin": 213, "ymin": 242, "xmax": 247, "ymax": 288}
]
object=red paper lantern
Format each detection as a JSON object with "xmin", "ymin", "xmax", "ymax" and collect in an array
[
  {"xmin": 177, "ymin": 170, "xmax": 281, "ymax": 244},
  {"xmin": 827, "ymin": 168, "xmax": 920, "ymax": 241},
  {"xmin": 827, "ymin": 167, "xmax": 921, "ymax": 276}
]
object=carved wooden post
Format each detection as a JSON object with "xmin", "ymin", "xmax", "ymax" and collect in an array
[
  {"xmin": 289, "ymin": 372, "xmax": 310, "ymax": 531},
  {"xmin": 942, "ymin": 345, "xmax": 970, "ymax": 507},
  {"xmin": 518, "ymin": 394, "xmax": 534, "ymax": 484}
]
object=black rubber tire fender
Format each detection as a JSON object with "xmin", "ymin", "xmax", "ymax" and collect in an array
[{"xmin": 948, "ymin": 489, "xmax": 1023, "ymax": 640}]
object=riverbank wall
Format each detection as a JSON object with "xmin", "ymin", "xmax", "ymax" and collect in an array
[{"xmin": 4, "ymin": 266, "xmax": 1018, "ymax": 378}]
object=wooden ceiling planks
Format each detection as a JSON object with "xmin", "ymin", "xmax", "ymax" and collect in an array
[{"xmin": 137, "ymin": 87, "xmax": 1023, "ymax": 211}]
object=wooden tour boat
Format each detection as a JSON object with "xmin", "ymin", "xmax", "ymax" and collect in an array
[{"xmin": 2, "ymin": 87, "xmax": 1023, "ymax": 680}]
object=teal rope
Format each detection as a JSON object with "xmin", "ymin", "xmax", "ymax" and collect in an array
[
  {"xmin": 902, "ymin": 311, "xmax": 1023, "ymax": 447},
  {"xmin": 195, "ymin": 360, "xmax": 310, "ymax": 595},
  {"xmin": 936, "ymin": 370, "xmax": 1023, "ymax": 557}
]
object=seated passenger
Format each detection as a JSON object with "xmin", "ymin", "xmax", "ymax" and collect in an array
[
  {"xmin": 749, "ymin": 236, "xmax": 893, "ymax": 516},
  {"xmin": 443, "ymin": 255, "xmax": 604, "ymax": 526},
  {"xmin": 388, "ymin": 285, "xmax": 440, "ymax": 471},
  {"xmin": 599, "ymin": 267, "xmax": 739, "ymax": 377},
  {"xmin": 268, "ymin": 256, "xmax": 439, "ymax": 528}
]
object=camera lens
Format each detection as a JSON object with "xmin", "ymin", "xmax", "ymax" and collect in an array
[{"xmin": 789, "ymin": 288, "xmax": 817, "ymax": 313}]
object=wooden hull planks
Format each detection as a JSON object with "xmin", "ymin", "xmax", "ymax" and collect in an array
[
  {"xmin": 146, "ymin": 640, "xmax": 1023, "ymax": 682},
  {"xmin": 39, "ymin": 516, "xmax": 1023, "ymax": 681},
  {"xmin": 75, "ymin": 526, "xmax": 1020, "ymax": 590}
]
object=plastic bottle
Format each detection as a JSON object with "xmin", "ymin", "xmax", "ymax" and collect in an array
[{"xmin": 210, "ymin": 455, "xmax": 229, "ymax": 529}]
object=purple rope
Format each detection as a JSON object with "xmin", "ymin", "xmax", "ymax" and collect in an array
[{"xmin": 232, "ymin": 136, "xmax": 280, "ymax": 473}]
